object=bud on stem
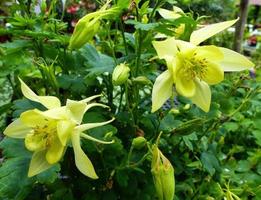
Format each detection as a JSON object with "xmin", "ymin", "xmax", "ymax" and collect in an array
[
  {"xmin": 112, "ymin": 63, "xmax": 130, "ymax": 86},
  {"xmin": 151, "ymin": 145, "xmax": 175, "ymax": 200}
]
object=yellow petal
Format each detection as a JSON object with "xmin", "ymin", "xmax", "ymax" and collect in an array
[
  {"xmin": 195, "ymin": 45, "xmax": 224, "ymax": 61},
  {"xmin": 85, "ymin": 103, "xmax": 109, "ymax": 112},
  {"xmin": 80, "ymin": 132, "xmax": 114, "ymax": 144},
  {"xmin": 152, "ymin": 37, "xmax": 177, "ymax": 61},
  {"xmin": 28, "ymin": 151, "xmax": 52, "ymax": 177},
  {"xmin": 57, "ymin": 120, "xmax": 75, "ymax": 146},
  {"xmin": 81, "ymin": 94, "xmax": 102, "ymax": 103},
  {"xmin": 46, "ymin": 136, "xmax": 64, "ymax": 164},
  {"xmin": 175, "ymin": 40, "xmax": 195, "ymax": 51},
  {"xmin": 71, "ymin": 131, "xmax": 98, "ymax": 179},
  {"xmin": 151, "ymin": 70, "xmax": 173, "ymax": 112},
  {"xmin": 25, "ymin": 133, "xmax": 46, "ymax": 152},
  {"xmin": 175, "ymin": 74, "xmax": 196, "ymax": 97},
  {"xmin": 3, "ymin": 119, "xmax": 31, "ymax": 138},
  {"xmin": 19, "ymin": 78, "xmax": 61, "ymax": 109},
  {"xmin": 66, "ymin": 99, "xmax": 87, "ymax": 124},
  {"xmin": 158, "ymin": 8, "xmax": 181, "ymax": 19},
  {"xmin": 219, "ymin": 47, "xmax": 255, "ymax": 71},
  {"xmin": 20, "ymin": 109, "xmax": 51, "ymax": 127},
  {"xmin": 190, "ymin": 19, "xmax": 238, "ymax": 45},
  {"xmin": 75, "ymin": 118, "xmax": 115, "ymax": 132},
  {"xmin": 189, "ymin": 79, "xmax": 211, "ymax": 112},
  {"xmin": 203, "ymin": 62, "xmax": 224, "ymax": 85},
  {"xmin": 39, "ymin": 106, "xmax": 68, "ymax": 120}
]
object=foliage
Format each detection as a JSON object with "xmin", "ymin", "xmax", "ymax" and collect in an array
[{"xmin": 0, "ymin": 0, "xmax": 260, "ymax": 200}]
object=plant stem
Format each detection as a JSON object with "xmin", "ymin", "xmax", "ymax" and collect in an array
[{"xmin": 119, "ymin": 19, "xmax": 128, "ymax": 56}]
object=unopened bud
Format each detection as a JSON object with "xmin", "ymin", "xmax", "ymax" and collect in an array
[
  {"xmin": 183, "ymin": 104, "xmax": 191, "ymax": 110},
  {"xmin": 69, "ymin": 14, "xmax": 101, "ymax": 49},
  {"xmin": 132, "ymin": 136, "xmax": 147, "ymax": 149},
  {"xmin": 132, "ymin": 76, "xmax": 152, "ymax": 85},
  {"xmin": 169, "ymin": 108, "xmax": 180, "ymax": 114},
  {"xmin": 40, "ymin": 0, "xmax": 47, "ymax": 13},
  {"xmin": 112, "ymin": 63, "xmax": 130, "ymax": 86},
  {"xmin": 151, "ymin": 145, "xmax": 175, "ymax": 200}
]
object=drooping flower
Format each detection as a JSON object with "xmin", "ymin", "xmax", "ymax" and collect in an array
[
  {"xmin": 151, "ymin": 19, "xmax": 254, "ymax": 112},
  {"xmin": 151, "ymin": 145, "xmax": 175, "ymax": 200},
  {"xmin": 4, "ymin": 78, "xmax": 114, "ymax": 179}
]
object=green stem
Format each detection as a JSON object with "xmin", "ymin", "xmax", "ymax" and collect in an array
[
  {"xmin": 118, "ymin": 86, "xmax": 124, "ymax": 113},
  {"xmin": 127, "ymin": 146, "xmax": 134, "ymax": 166},
  {"xmin": 119, "ymin": 19, "xmax": 128, "ymax": 56},
  {"xmin": 148, "ymin": 0, "xmax": 160, "ymax": 23},
  {"xmin": 134, "ymin": 7, "xmax": 142, "ymax": 77}
]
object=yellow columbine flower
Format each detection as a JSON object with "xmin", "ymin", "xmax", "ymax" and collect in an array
[
  {"xmin": 152, "ymin": 19, "xmax": 254, "ymax": 112},
  {"xmin": 4, "ymin": 78, "xmax": 114, "ymax": 179},
  {"xmin": 157, "ymin": 6, "xmax": 185, "ymax": 38}
]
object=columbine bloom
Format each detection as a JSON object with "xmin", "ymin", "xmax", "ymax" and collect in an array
[
  {"xmin": 158, "ymin": 6, "xmax": 185, "ymax": 37},
  {"xmin": 152, "ymin": 19, "xmax": 254, "ymax": 112},
  {"xmin": 4, "ymin": 78, "xmax": 114, "ymax": 179}
]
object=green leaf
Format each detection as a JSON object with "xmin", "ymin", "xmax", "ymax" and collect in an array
[
  {"xmin": 0, "ymin": 138, "xmax": 33, "ymax": 199},
  {"xmin": 236, "ymin": 160, "xmax": 251, "ymax": 172},
  {"xmin": 36, "ymin": 164, "xmax": 61, "ymax": 184},
  {"xmin": 200, "ymin": 151, "xmax": 220, "ymax": 175},
  {"xmin": 223, "ymin": 122, "xmax": 239, "ymax": 132},
  {"xmin": 252, "ymin": 130, "xmax": 261, "ymax": 146},
  {"xmin": 159, "ymin": 114, "xmax": 182, "ymax": 132},
  {"xmin": 116, "ymin": 169, "xmax": 129, "ymax": 187},
  {"xmin": 125, "ymin": 20, "xmax": 159, "ymax": 31},
  {"xmin": 80, "ymin": 44, "xmax": 115, "ymax": 77}
]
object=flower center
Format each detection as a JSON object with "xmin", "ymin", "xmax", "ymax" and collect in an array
[
  {"xmin": 25, "ymin": 120, "xmax": 57, "ymax": 151},
  {"xmin": 178, "ymin": 51, "xmax": 208, "ymax": 81}
]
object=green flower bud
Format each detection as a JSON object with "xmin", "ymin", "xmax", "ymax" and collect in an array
[
  {"xmin": 151, "ymin": 145, "xmax": 175, "ymax": 200},
  {"xmin": 132, "ymin": 76, "xmax": 152, "ymax": 85},
  {"xmin": 132, "ymin": 136, "xmax": 147, "ymax": 149},
  {"xmin": 169, "ymin": 108, "xmax": 180, "ymax": 114},
  {"xmin": 69, "ymin": 13, "xmax": 101, "ymax": 49},
  {"xmin": 183, "ymin": 104, "xmax": 191, "ymax": 110},
  {"xmin": 112, "ymin": 63, "xmax": 130, "ymax": 86},
  {"xmin": 40, "ymin": 0, "xmax": 47, "ymax": 13},
  {"xmin": 69, "ymin": 2, "xmax": 122, "ymax": 49}
]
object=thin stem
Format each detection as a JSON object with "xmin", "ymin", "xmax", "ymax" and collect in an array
[
  {"xmin": 127, "ymin": 146, "xmax": 134, "ymax": 166},
  {"xmin": 148, "ymin": 0, "xmax": 160, "ymax": 23},
  {"xmin": 119, "ymin": 19, "xmax": 128, "ymax": 56},
  {"xmin": 118, "ymin": 86, "xmax": 124, "ymax": 113}
]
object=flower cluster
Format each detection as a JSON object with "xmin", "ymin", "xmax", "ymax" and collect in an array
[{"xmin": 4, "ymin": 78, "xmax": 114, "ymax": 178}]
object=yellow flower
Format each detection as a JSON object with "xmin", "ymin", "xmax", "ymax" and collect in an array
[
  {"xmin": 158, "ymin": 6, "xmax": 185, "ymax": 37},
  {"xmin": 152, "ymin": 19, "xmax": 254, "ymax": 112},
  {"xmin": 4, "ymin": 78, "xmax": 114, "ymax": 179}
]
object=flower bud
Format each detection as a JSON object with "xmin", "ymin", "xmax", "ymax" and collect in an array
[
  {"xmin": 112, "ymin": 63, "xmax": 130, "ymax": 86},
  {"xmin": 69, "ymin": 2, "xmax": 122, "ymax": 49},
  {"xmin": 132, "ymin": 136, "xmax": 147, "ymax": 149},
  {"xmin": 151, "ymin": 145, "xmax": 175, "ymax": 200},
  {"xmin": 132, "ymin": 76, "xmax": 152, "ymax": 85},
  {"xmin": 169, "ymin": 108, "xmax": 180, "ymax": 114},
  {"xmin": 40, "ymin": 0, "xmax": 47, "ymax": 13},
  {"xmin": 69, "ymin": 14, "xmax": 101, "ymax": 49},
  {"xmin": 183, "ymin": 104, "xmax": 191, "ymax": 110}
]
